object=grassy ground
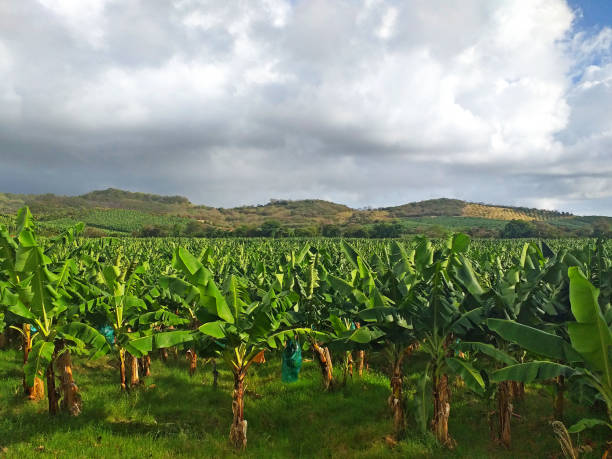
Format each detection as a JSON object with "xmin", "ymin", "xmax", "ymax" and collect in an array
[{"xmin": 0, "ymin": 349, "xmax": 608, "ymax": 458}]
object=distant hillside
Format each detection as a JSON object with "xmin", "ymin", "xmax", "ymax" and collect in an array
[
  {"xmin": 80, "ymin": 189, "xmax": 191, "ymax": 206},
  {"xmin": 0, "ymin": 188, "xmax": 194, "ymax": 215},
  {"xmin": 0, "ymin": 188, "xmax": 609, "ymax": 238}
]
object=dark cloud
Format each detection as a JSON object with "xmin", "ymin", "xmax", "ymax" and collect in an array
[{"xmin": 0, "ymin": 0, "xmax": 611, "ymax": 215}]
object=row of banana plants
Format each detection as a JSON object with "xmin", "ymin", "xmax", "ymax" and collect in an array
[
  {"xmin": 0, "ymin": 207, "xmax": 610, "ymax": 453},
  {"xmin": 333, "ymin": 235, "xmax": 611, "ymax": 452}
]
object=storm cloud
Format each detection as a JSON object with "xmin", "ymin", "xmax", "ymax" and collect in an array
[{"xmin": 0, "ymin": 0, "xmax": 611, "ymax": 215}]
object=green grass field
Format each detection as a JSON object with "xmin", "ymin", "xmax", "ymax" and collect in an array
[
  {"xmin": 402, "ymin": 216, "xmax": 509, "ymax": 230},
  {"xmin": 1, "ymin": 349, "xmax": 608, "ymax": 458}
]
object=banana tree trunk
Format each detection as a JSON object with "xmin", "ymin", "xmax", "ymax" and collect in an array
[
  {"xmin": 312, "ymin": 341, "xmax": 334, "ymax": 390},
  {"xmin": 128, "ymin": 352, "xmax": 139, "ymax": 387},
  {"xmin": 229, "ymin": 370, "xmax": 247, "ymax": 449},
  {"xmin": 342, "ymin": 352, "xmax": 353, "ymax": 386},
  {"xmin": 160, "ymin": 348, "xmax": 168, "ymax": 362},
  {"xmin": 119, "ymin": 348, "xmax": 127, "ymax": 391},
  {"xmin": 139, "ymin": 355, "xmax": 151, "ymax": 377},
  {"xmin": 23, "ymin": 323, "xmax": 31, "ymax": 364},
  {"xmin": 324, "ymin": 347, "xmax": 334, "ymax": 374},
  {"xmin": 188, "ymin": 319, "xmax": 199, "ymax": 378},
  {"xmin": 188, "ymin": 349, "xmax": 197, "ymax": 377},
  {"xmin": 358, "ymin": 350, "xmax": 365, "ymax": 377},
  {"xmin": 388, "ymin": 358, "xmax": 405, "ymax": 440},
  {"xmin": 46, "ymin": 358, "xmax": 59, "ymax": 415},
  {"xmin": 432, "ymin": 372, "xmax": 452, "ymax": 447},
  {"xmin": 0, "ymin": 332, "xmax": 7, "ymax": 349},
  {"xmin": 30, "ymin": 375, "xmax": 45, "ymax": 401},
  {"xmin": 510, "ymin": 381, "xmax": 525, "ymax": 400},
  {"xmin": 212, "ymin": 358, "xmax": 219, "ymax": 388},
  {"xmin": 553, "ymin": 375, "xmax": 565, "ymax": 420},
  {"xmin": 355, "ymin": 323, "xmax": 365, "ymax": 377},
  {"xmin": 57, "ymin": 341, "xmax": 82, "ymax": 416},
  {"xmin": 22, "ymin": 324, "xmax": 44, "ymax": 400},
  {"xmin": 497, "ymin": 381, "xmax": 512, "ymax": 448}
]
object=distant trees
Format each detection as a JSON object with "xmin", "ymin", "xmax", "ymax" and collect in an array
[
  {"xmin": 343, "ymin": 225, "xmax": 369, "ymax": 238},
  {"xmin": 125, "ymin": 216, "xmax": 609, "ymax": 240},
  {"xmin": 592, "ymin": 219, "xmax": 611, "ymax": 238},
  {"xmin": 184, "ymin": 220, "xmax": 205, "ymax": 236},
  {"xmin": 499, "ymin": 218, "xmax": 610, "ymax": 239},
  {"xmin": 138, "ymin": 225, "xmax": 170, "ymax": 237},
  {"xmin": 466, "ymin": 227, "xmax": 499, "ymax": 238},
  {"xmin": 532, "ymin": 221, "xmax": 561, "ymax": 238},
  {"xmin": 294, "ymin": 226, "xmax": 319, "ymax": 237},
  {"xmin": 259, "ymin": 220, "xmax": 282, "ymax": 237},
  {"xmin": 369, "ymin": 222, "xmax": 404, "ymax": 238},
  {"xmin": 500, "ymin": 220, "xmax": 536, "ymax": 238},
  {"xmin": 321, "ymin": 224, "xmax": 342, "ymax": 237}
]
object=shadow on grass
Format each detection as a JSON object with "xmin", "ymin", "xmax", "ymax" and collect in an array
[
  {"xmin": 1, "ymin": 354, "xmax": 397, "ymax": 457},
  {"xmin": 6, "ymin": 350, "xmax": 605, "ymax": 458},
  {"xmin": 0, "ymin": 367, "xmax": 23, "ymax": 379}
]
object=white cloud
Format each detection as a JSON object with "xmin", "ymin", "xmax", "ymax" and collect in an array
[
  {"xmin": 0, "ymin": 42, "xmax": 21, "ymax": 122},
  {"xmin": 376, "ymin": 7, "xmax": 398, "ymax": 40},
  {"xmin": 36, "ymin": 0, "xmax": 110, "ymax": 48},
  {"xmin": 0, "ymin": 0, "xmax": 611, "ymax": 215}
]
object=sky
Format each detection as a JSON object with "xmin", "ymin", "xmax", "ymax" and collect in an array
[{"xmin": 0, "ymin": 0, "xmax": 611, "ymax": 215}]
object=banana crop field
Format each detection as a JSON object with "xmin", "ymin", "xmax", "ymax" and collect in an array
[{"xmin": 0, "ymin": 207, "xmax": 611, "ymax": 458}]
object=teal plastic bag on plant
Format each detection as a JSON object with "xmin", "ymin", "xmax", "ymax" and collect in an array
[
  {"xmin": 99, "ymin": 325, "xmax": 115, "ymax": 344},
  {"xmin": 281, "ymin": 337, "xmax": 302, "ymax": 383}
]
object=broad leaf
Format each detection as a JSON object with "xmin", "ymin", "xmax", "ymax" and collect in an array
[
  {"xmin": 24, "ymin": 340, "xmax": 54, "ymax": 387},
  {"xmin": 567, "ymin": 418, "xmax": 612, "ymax": 433},
  {"xmin": 568, "ymin": 267, "xmax": 612, "ymax": 385},
  {"xmin": 447, "ymin": 357, "xmax": 485, "ymax": 394},
  {"xmin": 491, "ymin": 361, "xmax": 573, "ymax": 383},
  {"xmin": 457, "ymin": 341, "xmax": 517, "ymax": 366},
  {"xmin": 487, "ymin": 318, "xmax": 569, "ymax": 361},
  {"xmin": 199, "ymin": 321, "xmax": 227, "ymax": 339}
]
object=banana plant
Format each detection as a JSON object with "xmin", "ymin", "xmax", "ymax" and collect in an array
[
  {"xmin": 0, "ymin": 207, "xmax": 44, "ymax": 397},
  {"xmin": 342, "ymin": 235, "xmax": 487, "ymax": 445},
  {"xmin": 85, "ymin": 253, "xmax": 194, "ymax": 390},
  {"xmin": 298, "ymin": 249, "xmax": 346, "ymax": 390},
  {"xmin": 152, "ymin": 275, "xmax": 218, "ymax": 378},
  {"xmin": 285, "ymin": 243, "xmax": 343, "ymax": 391},
  {"xmin": 85, "ymin": 254, "xmax": 148, "ymax": 390},
  {"xmin": 167, "ymin": 247, "xmax": 325, "ymax": 449},
  {"xmin": 488, "ymin": 267, "xmax": 612, "ymax": 439},
  {"xmin": 457, "ymin": 241, "xmax": 568, "ymax": 448},
  {"xmin": 408, "ymin": 234, "xmax": 487, "ymax": 447},
  {"xmin": 1, "ymin": 209, "xmax": 110, "ymax": 414},
  {"xmin": 330, "ymin": 240, "xmax": 416, "ymax": 439}
]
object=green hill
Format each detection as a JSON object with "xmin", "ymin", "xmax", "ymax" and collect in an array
[{"xmin": 0, "ymin": 188, "xmax": 609, "ymax": 238}]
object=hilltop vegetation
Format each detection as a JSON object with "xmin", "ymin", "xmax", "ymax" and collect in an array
[{"xmin": 0, "ymin": 188, "xmax": 610, "ymax": 238}]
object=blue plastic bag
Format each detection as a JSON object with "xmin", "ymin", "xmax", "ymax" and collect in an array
[
  {"xmin": 281, "ymin": 338, "xmax": 302, "ymax": 383},
  {"xmin": 99, "ymin": 325, "xmax": 115, "ymax": 344}
]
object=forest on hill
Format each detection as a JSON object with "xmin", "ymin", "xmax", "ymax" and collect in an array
[{"xmin": 0, "ymin": 188, "xmax": 610, "ymax": 239}]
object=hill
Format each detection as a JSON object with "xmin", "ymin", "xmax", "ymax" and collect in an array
[{"xmin": 0, "ymin": 189, "xmax": 610, "ymax": 238}]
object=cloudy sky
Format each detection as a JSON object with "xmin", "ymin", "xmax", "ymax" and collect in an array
[{"xmin": 1, "ymin": 0, "xmax": 611, "ymax": 215}]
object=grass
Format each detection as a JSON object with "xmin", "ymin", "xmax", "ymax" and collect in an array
[
  {"xmin": 400, "ymin": 216, "xmax": 508, "ymax": 230},
  {"xmin": 0, "ymin": 348, "xmax": 609, "ymax": 458}
]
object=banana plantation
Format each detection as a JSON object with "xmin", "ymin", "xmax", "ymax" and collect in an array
[{"xmin": 1, "ymin": 207, "xmax": 611, "ymax": 458}]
